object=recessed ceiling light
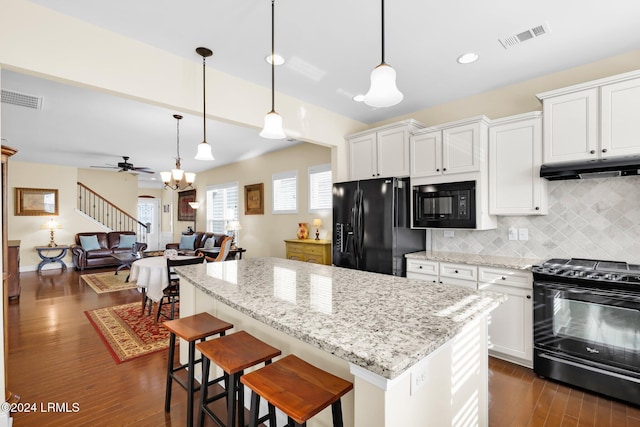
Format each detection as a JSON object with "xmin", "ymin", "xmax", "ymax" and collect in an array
[
  {"xmin": 265, "ymin": 54, "xmax": 285, "ymax": 65},
  {"xmin": 457, "ymin": 52, "xmax": 479, "ymax": 64},
  {"xmin": 353, "ymin": 94, "xmax": 365, "ymax": 102}
]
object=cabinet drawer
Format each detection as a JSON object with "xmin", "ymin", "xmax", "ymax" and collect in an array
[
  {"xmin": 478, "ymin": 267, "xmax": 531, "ymax": 289},
  {"xmin": 302, "ymin": 245, "xmax": 325, "ymax": 256},
  {"xmin": 406, "ymin": 271, "xmax": 438, "ymax": 283},
  {"xmin": 305, "ymin": 254, "xmax": 324, "ymax": 264},
  {"xmin": 440, "ymin": 276, "xmax": 477, "ymax": 289},
  {"xmin": 439, "ymin": 262, "xmax": 477, "ymax": 281},
  {"xmin": 407, "ymin": 259, "xmax": 438, "ymax": 275},
  {"xmin": 286, "ymin": 243, "xmax": 306, "ymax": 253}
]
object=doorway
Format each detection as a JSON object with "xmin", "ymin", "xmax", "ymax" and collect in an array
[{"xmin": 138, "ymin": 197, "xmax": 160, "ymax": 251}]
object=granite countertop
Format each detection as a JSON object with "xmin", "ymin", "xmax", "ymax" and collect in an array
[
  {"xmin": 405, "ymin": 250, "xmax": 544, "ymax": 271},
  {"xmin": 176, "ymin": 257, "xmax": 505, "ymax": 380}
]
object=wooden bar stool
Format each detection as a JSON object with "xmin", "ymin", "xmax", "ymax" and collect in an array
[
  {"xmin": 241, "ymin": 354, "xmax": 354, "ymax": 427},
  {"xmin": 196, "ymin": 330, "xmax": 281, "ymax": 427},
  {"xmin": 162, "ymin": 312, "xmax": 234, "ymax": 427}
]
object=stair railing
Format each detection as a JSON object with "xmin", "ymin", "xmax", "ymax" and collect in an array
[{"xmin": 77, "ymin": 182, "xmax": 149, "ymax": 240}]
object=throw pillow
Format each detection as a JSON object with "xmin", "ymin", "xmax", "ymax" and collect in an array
[
  {"xmin": 203, "ymin": 237, "xmax": 215, "ymax": 249},
  {"xmin": 179, "ymin": 234, "xmax": 197, "ymax": 250},
  {"xmin": 118, "ymin": 234, "xmax": 137, "ymax": 248},
  {"xmin": 79, "ymin": 235, "xmax": 101, "ymax": 251}
]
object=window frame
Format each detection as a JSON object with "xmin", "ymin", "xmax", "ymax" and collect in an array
[
  {"xmin": 308, "ymin": 163, "xmax": 332, "ymax": 213},
  {"xmin": 272, "ymin": 170, "xmax": 298, "ymax": 214}
]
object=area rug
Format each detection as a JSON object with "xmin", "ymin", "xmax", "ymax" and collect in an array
[
  {"xmin": 84, "ymin": 302, "xmax": 177, "ymax": 364},
  {"xmin": 80, "ymin": 271, "xmax": 137, "ymax": 294}
]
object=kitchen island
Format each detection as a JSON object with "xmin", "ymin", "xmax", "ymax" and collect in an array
[{"xmin": 175, "ymin": 257, "xmax": 505, "ymax": 427}]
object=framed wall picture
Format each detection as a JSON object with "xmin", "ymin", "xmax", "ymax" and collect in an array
[
  {"xmin": 244, "ymin": 183, "xmax": 264, "ymax": 215},
  {"xmin": 15, "ymin": 187, "xmax": 59, "ymax": 216},
  {"xmin": 177, "ymin": 189, "xmax": 196, "ymax": 221}
]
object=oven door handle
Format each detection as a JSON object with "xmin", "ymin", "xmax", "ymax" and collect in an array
[{"xmin": 535, "ymin": 281, "xmax": 640, "ymax": 303}]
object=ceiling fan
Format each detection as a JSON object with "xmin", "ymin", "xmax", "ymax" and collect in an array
[{"xmin": 90, "ymin": 156, "xmax": 154, "ymax": 174}]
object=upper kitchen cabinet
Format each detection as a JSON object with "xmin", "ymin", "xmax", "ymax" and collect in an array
[
  {"xmin": 489, "ymin": 112, "xmax": 548, "ymax": 215},
  {"xmin": 537, "ymin": 70, "xmax": 640, "ymax": 164},
  {"xmin": 410, "ymin": 116, "xmax": 489, "ymax": 178},
  {"xmin": 347, "ymin": 120, "xmax": 425, "ymax": 180}
]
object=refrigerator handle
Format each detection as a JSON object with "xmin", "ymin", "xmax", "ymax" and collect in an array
[{"xmin": 355, "ymin": 190, "xmax": 364, "ymax": 262}]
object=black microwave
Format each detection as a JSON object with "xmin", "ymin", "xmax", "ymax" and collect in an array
[{"xmin": 412, "ymin": 180, "xmax": 476, "ymax": 228}]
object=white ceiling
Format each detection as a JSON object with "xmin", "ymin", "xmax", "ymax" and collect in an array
[{"xmin": 2, "ymin": 0, "xmax": 640, "ymax": 187}]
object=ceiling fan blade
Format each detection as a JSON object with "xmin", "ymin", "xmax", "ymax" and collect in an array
[
  {"xmin": 133, "ymin": 168, "xmax": 155, "ymax": 174},
  {"xmin": 90, "ymin": 165, "xmax": 119, "ymax": 169}
]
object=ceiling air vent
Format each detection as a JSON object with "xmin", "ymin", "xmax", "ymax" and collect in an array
[
  {"xmin": 1, "ymin": 89, "xmax": 43, "ymax": 109},
  {"xmin": 499, "ymin": 22, "xmax": 551, "ymax": 49}
]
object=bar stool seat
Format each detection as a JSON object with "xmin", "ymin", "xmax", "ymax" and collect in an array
[
  {"xmin": 162, "ymin": 312, "xmax": 234, "ymax": 427},
  {"xmin": 196, "ymin": 330, "xmax": 281, "ymax": 427},
  {"xmin": 241, "ymin": 354, "xmax": 354, "ymax": 427}
]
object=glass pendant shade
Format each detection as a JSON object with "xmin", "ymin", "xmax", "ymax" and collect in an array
[
  {"xmin": 172, "ymin": 168, "xmax": 184, "ymax": 181},
  {"xmin": 195, "ymin": 142, "xmax": 215, "ymax": 160},
  {"xmin": 184, "ymin": 172, "xmax": 196, "ymax": 184},
  {"xmin": 363, "ymin": 63, "xmax": 403, "ymax": 108},
  {"xmin": 260, "ymin": 110, "xmax": 286, "ymax": 139},
  {"xmin": 160, "ymin": 171, "xmax": 172, "ymax": 183}
]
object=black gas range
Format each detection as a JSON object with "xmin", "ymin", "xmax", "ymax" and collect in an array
[
  {"xmin": 533, "ymin": 257, "xmax": 640, "ymax": 406},
  {"xmin": 532, "ymin": 258, "xmax": 640, "ymax": 291}
]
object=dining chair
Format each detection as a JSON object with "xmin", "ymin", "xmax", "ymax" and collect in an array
[
  {"xmin": 156, "ymin": 256, "xmax": 205, "ymax": 322},
  {"xmin": 203, "ymin": 236, "xmax": 233, "ymax": 263}
]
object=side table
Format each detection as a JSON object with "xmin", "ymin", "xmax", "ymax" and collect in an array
[{"xmin": 35, "ymin": 245, "xmax": 70, "ymax": 272}]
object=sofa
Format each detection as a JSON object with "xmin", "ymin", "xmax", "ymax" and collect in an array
[
  {"xmin": 165, "ymin": 231, "xmax": 229, "ymax": 255},
  {"xmin": 71, "ymin": 231, "xmax": 148, "ymax": 271}
]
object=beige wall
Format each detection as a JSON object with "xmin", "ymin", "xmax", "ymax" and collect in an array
[
  {"xmin": 170, "ymin": 142, "xmax": 332, "ymax": 258},
  {"xmin": 8, "ymin": 162, "xmax": 140, "ymax": 269}
]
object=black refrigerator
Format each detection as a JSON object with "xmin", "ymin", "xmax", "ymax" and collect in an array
[{"xmin": 332, "ymin": 177, "xmax": 425, "ymax": 276}]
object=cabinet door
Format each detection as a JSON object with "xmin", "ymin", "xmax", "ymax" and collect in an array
[
  {"xmin": 349, "ymin": 133, "xmax": 377, "ymax": 180},
  {"xmin": 600, "ymin": 77, "xmax": 640, "ymax": 158},
  {"xmin": 480, "ymin": 282, "xmax": 533, "ymax": 366},
  {"xmin": 542, "ymin": 88, "xmax": 598, "ymax": 163},
  {"xmin": 489, "ymin": 116, "xmax": 547, "ymax": 215},
  {"xmin": 410, "ymin": 131, "xmax": 442, "ymax": 177},
  {"xmin": 377, "ymin": 127, "xmax": 411, "ymax": 178},
  {"xmin": 442, "ymin": 122, "xmax": 482, "ymax": 175}
]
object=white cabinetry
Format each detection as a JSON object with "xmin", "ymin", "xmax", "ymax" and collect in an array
[
  {"xmin": 410, "ymin": 116, "xmax": 488, "ymax": 178},
  {"xmin": 537, "ymin": 70, "xmax": 640, "ymax": 164},
  {"xmin": 406, "ymin": 259, "xmax": 477, "ymax": 289},
  {"xmin": 478, "ymin": 267, "xmax": 533, "ymax": 368},
  {"xmin": 347, "ymin": 120, "xmax": 424, "ymax": 180},
  {"xmin": 489, "ymin": 112, "xmax": 547, "ymax": 215},
  {"xmin": 406, "ymin": 259, "xmax": 438, "ymax": 283}
]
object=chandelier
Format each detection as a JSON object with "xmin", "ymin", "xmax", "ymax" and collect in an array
[{"xmin": 161, "ymin": 114, "xmax": 195, "ymax": 190}]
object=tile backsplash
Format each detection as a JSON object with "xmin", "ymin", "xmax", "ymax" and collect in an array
[{"xmin": 432, "ymin": 176, "xmax": 640, "ymax": 264}]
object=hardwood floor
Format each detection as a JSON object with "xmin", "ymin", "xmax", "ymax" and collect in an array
[{"xmin": 7, "ymin": 268, "xmax": 640, "ymax": 426}]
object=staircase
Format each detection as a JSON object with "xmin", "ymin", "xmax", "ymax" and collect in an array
[{"xmin": 77, "ymin": 182, "xmax": 149, "ymax": 240}]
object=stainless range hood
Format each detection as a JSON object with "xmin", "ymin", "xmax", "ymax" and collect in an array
[{"xmin": 540, "ymin": 157, "xmax": 640, "ymax": 180}]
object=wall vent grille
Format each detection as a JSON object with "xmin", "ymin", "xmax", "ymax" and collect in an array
[
  {"xmin": 1, "ymin": 89, "xmax": 43, "ymax": 109},
  {"xmin": 499, "ymin": 22, "xmax": 551, "ymax": 49}
]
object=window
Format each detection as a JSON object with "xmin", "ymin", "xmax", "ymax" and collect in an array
[
  {"xmin": 308, "ymin": 163, "xmax": 332, "ymax": 213},
  {"xmin": 206, "ymin": 182, "xmax": 238, "ymax": 233},
  {"xmin": 272, "ymin": 170, "xmax": 297, "ymax": 214}
]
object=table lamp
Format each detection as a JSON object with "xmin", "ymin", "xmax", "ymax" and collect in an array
[
  {"xmin": 313, "ymin": 218, "xmax": 322, "ymax": 240},
  {"xmin": 42, "ymin": 218, "xmax": 62, "ymax": 247},
  {"xmin": 188, "ymin": 201, "xmax": 201, "ymax": 232},
  {"xmin": 225, "ymin": 221, "xmax": 242, "ymax": 249}
]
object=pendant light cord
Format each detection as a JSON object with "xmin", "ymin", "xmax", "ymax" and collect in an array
[
  {"xmin": 175, "ymin": 115, "xmax": 182, "ymax": 168},
  {"xmin": 270, "ymin": 0, "xmax": 276, "ymax": 113},
  {"xmin": 202, "ymin": 55, "xmax": 207, "ymax": 142},
  {"xmin": 381, "ymin": 0, "xmax": 386, "ymax": 65}
]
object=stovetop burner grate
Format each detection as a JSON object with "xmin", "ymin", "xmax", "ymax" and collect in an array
[{"xmin": 534, "ymin": 258, "xmax": 640, "ymax": 284}]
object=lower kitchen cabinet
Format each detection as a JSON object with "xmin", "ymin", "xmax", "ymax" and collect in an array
[
  {"xmin": 284, "ymin": 239, "xmax": 331, "ymax": 265},
  {"xmin": 478, "ymin": 267, "xmax": 533, "ymax": 368},
  {"xmin": 407, "ymin": 258, "xmax": 533, "ymax": 367}
]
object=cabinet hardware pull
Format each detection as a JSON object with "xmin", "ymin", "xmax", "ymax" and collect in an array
[
  {"xmin": 590, "ymin": 150, "xmax": 596, "ymax": 154},
  {"xmin": 418, "ymin": 265, "xmax": 422, "ymax": 269},
  {"xmin": 443, "ymin": 168, "xmax": 447, "ymax": 171},
  {"xmin": 526, "ymin": 295, "xmax": 531, "ymax": 299},
  {"xmin": 535, "ymin": 206, "xmax": 540, "ymax": 210},
  {"xmin": 436, "ymin": 168, "xmax": 440, "ymax": 172},
  {"xmin": 454, "ymin": 270, "xmax": 458, "ymax": 273},
  {"xmin": 501, "ymin": 276, "xmax": 506, "ymax": 280},
  {"xmin": 602, "ymin": 148, "xmax": 608, "ymax": 153}
]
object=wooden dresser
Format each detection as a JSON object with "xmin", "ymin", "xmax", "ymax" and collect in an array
[{"xmin": 284, "ymin": 239, "xmax": 331, "ymax": 265}]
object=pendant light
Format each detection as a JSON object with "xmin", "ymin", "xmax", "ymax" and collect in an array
[
  {"xmin": 161, "ymin": 114, "xmax": 196, "ymax": 190},
  {"xmin": 260, "ymin": 0, "xmax": 286, "ymax": 139},
  {"xmin": 195, "ymin": 47, "xmax": 215, "ymax": 160},
  {"xmin": 363, "ymin": 0, "xmax": 403, "ymax": 108}
]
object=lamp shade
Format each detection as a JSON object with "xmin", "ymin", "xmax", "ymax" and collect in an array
[
  {"xmin": 260, "ymin": 111, "xmax": 286, "ymax": 139},
  {"xmin": 184, "ymin": 172, "xmax": 196, "ymax": 185},
  {"xmin": 313, "ymin": 218, "xmax": 322, "ymax": 227},
  {"xmin": 363, "ymin": 63, "xmax": 403, "ymax": 108},
  {"xmin": 172, "ymin": 168, "xmax": 184, "ymax": 181},
  {"xmin": 195, "ymin": 142, "xmax": 215, "ymax": 160},
  {"xmin": 42, "ymin": 218, "xmax": 61, "ymax": 230}
]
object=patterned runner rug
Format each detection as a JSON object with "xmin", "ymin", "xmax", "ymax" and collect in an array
[
  {"xmin": 80, "ymin": 271, "xmax": 137, "ymax": 294},
  {"xmin": 84, "ymin": 302, "xmax": 177, "ymax": 363}
]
